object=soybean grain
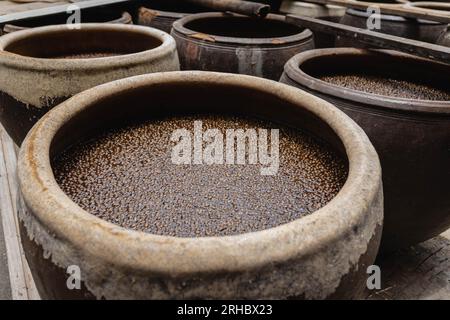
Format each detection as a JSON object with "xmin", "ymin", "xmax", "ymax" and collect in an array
[{"xmin": 52, "ymin": 115, "xmax": 348, "ymax": 237}]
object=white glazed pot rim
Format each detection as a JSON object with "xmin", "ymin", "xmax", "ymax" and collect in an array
[{"xmin": 18, "ymin": 71, "xmax": 382, "ymax": 275}]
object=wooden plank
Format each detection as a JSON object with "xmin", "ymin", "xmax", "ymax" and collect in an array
[
  {"xmin": 0, "ymin": 0, "xmax": 139, "ymax": 24},
  {"xmin": 2, "ymin": 129, "xmax": 40, "ymax": 300},
  {"xmin": 0, "ymin": 125, "xmax": 40, "ymax": 300},
  {"xmin": 0, "ymin": 1, "xmax": 69, "ymax": 16},
  {"xmin": 286, "ymin": 15, "xmax": 450, "ymax": 63},
  {"xmin": 0, "ymin": 127, "xmax": 27, "ymax": 299},
  {"xmin": 302, "ymin": 0, "xmax": 450, "ymax": 24}
]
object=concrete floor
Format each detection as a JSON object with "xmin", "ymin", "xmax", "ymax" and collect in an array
[{"xmin": 0, "ymin": 210, "xmax": 11, "ymax": 300}]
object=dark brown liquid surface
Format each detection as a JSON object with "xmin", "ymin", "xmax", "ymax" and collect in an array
[
  {"xmin": 52, "ymin": 115, "xmax": 348, "ymax": 237},
  {"xmin": 319, "ymin": 74, "xmax": 450, "ymax": 101}
]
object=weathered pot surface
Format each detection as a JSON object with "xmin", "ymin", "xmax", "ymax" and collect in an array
[
  {"xmin": 1, "ymin": 11, "xmax": 133, "ymax": 35},
  {"xmin": 337, "ymin": 2, "xmax": 447, "ymax": 46},
  {"xmin": 18, "ymin": 71, "xmax": 383, "ymax": 299},
  {"xmin": 437, "ymin": 26, "xmax": 450, "ymax": 47},
  {"xmin": 405, "ymin": 2, "xmax": 450, "ymax": 46},
  {"xmin": 171, "ymin": 12, "xmax": 314, "ymax": 80},
  {"xmin": 0, "ymin": 23, "xmax": 179, "ymax": 145},
  {"xmin": 280, "ymin": 48, "xmax": 450, "ymax": 251}
]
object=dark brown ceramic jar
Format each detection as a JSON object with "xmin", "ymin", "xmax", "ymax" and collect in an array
[
  {"xmin": 337, "ymin": 0, "xmax": 447, "ymax": 46},
  {"xmin": 171, "ymin": 12, "xmax": 314, "ymax": 80},
  {"xmin": 405, "ymin": 2, "xmax": 450, "ymax": 46},
  {"xmin": 281, "ymin": 48, "xmax": 450, "ymax": 251}
]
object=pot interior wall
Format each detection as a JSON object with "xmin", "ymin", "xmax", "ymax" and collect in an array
[
  {"xmin": 300, "ymin": 53, "xmax": 450, "ymax": 95},
  {"xmin": 49, "ymin": 81, "xmax": 347, "ymax": 165},
  {"xmin": 4, "ymin": 28, "xmax": 162, "ymax": 58},
  {"xmin": 184, "ymin": 16, "xmax": 304, "ymax": 38}
]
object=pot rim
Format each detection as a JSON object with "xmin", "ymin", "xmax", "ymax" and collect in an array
[
  {"xmin": 283, "ymin": 48, "xmax": 450, "ymax": 114},
  {"xmin": 172, "ymin": 12, "xmax": 313, "ymax": 46},
  {"xmin": 18, "ymin": 71, "xmax": 382, "ymax": 275},
  {"xmin": 0, "ymin": 23, "xmax": 176, "ymax": 71}
]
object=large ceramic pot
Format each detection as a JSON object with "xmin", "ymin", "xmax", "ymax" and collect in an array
[
  {"xmin": 18, "ymin": 71, "xmax": 383, "ymax": 299},
  {"xmin": 1, "ymin": 11, "xmax": 133, "ymax": 35},
  {"xmin": 337, "ymin": 0, "xmax": 447, "ymax": 46},
  {"xmin": 171, "ymin": 12, "xmax": 314, "ymax": 80},
  {"xmin": 281, "ymin": 48, "xmax": 450, "ymax": 251},
  {"xmin": 405, "ymin": 2, "xmax": 450, "ymax": 46},
  {"xmin": 437, "ymin": 26, "xmax": 450, "ymax": 46},
  {"xmin": 0, "ymin": 23, "xmax": 179, "ymax": 145}
]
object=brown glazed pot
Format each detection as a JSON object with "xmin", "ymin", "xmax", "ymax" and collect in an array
[
  {"xmin": 1, "ymin": 11, "xmax": 133, "ymax": 35},
  {"xmin": 437, "ymin": 26, "xmax": 450, "ymax": 46},
  {"xmin": 336, "ymin": 0, "xmax": 447, "ymax": 46},
  {"xmin": 18, "ymin": 71, "xmax": 383, "ymax": 299},
  {"xmin": 279, "ymin": 1, "xmax": 346, "ymax": 48},
  {"xmin": 0, "ymin": 23, "xmax": 179, "ymax": 145},
  {"xmin": 405, "ymin": 2, "xmax": 450, "ymax": 46},
  {"xmin": 280, "ymin": 48, "xmax": 450, "ymax": 251},
  {"xmin": 171, "ymin": 12, "xmax": 314, "ymax": 80}
]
